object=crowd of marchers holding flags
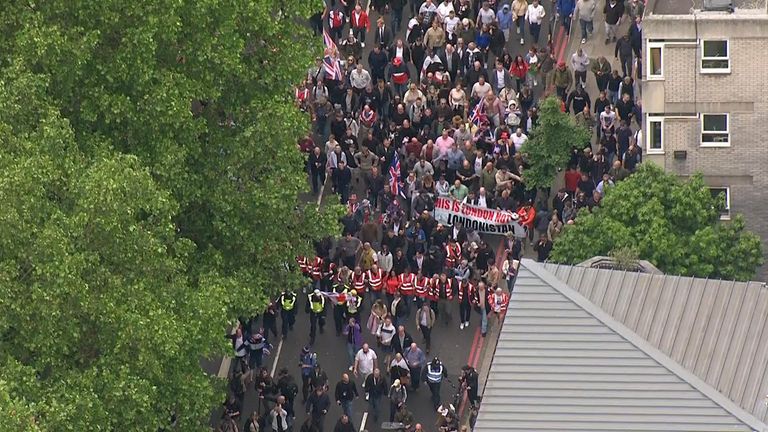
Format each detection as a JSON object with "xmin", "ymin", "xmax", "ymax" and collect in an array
[{"xmin": 218, "ymin": 0, "xmax": 649, "ymax": 429}]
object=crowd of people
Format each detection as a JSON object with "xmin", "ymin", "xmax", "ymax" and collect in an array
[{"xmin": 218, "ymin": 0, "xmax": 649, "ymax": 430}]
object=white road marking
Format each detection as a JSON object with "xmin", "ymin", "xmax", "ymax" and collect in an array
[
  {"xmin": 317, "ymin": 177, "xmax": 326, "ymax": 207},
  {"xmin": 360, "ymin": 411, "xmax": 369, "ymax": 431},
  {"xmin": 270, "ymin": 339, "xmax": 285, "ymax": 377}
]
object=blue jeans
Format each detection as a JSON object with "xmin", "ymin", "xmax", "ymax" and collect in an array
[
  {"xmin": 561, "ymin": 14, "xmax": 572, "ymax": 34},
  {"xmin": 369, "ymin": 395, "xmax": 381, "ymax": 421},
  {"xmin": 579, "ymin": 19, "xmax": 593, "ymax": 39},
  {"xmin": 529, "ymin": 22, "xmax": 541, "ymax": 43},
  {"xmin": 347, "ymin": 342, "xmax": 357, "ymax": 367},
  {"xmin": 341, "ymin": 399, "xmax": 353, "ymax": 419}
]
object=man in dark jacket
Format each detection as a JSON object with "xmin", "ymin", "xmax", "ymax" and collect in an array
[
  {"xmin": 364, "ymin": 368, "xmax": 388, "ymax": 422},
  {"xmin": 566, "ymin": 85, "xmax": 591, "ymax": 115},
  {"xmin": 614, "ymin": 34, "xmax": 634, "ymax": 77},
  {"xmin": 334, "ymin": 374, "xmax": 359, "ymax": 420},
  {"xmin": 392, "ymin": 325, "xmax": 414, "ymax": 356},
  {"xmin": 331, "ymin": 160, "xmax": 353, "ymax": 204},
  {"xmin": 308, "ymin": 147, "xmax": 327, "ymax": 195},
  {"xmin": 306, "ymin": 385, "xmax": 331, "ymax": 432},
  {"xmin": 368, "ymin": 45, "xmax": 389, "ymax": 84}
]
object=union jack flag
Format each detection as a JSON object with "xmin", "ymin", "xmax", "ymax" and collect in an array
[
  {"xmin": 469, "ymin": 101, "xmax": 487, "ymax": 127},
  {"xmin": 322, "ymin": 28, "xmax": 337, "ymax": 53},
  {"xmin": 389, "ymin": 152, "xmax": 404, "ymax": 198},
  {"xmin": 320, "ymin": 291, "xmax": 348, "ymax": 305}
]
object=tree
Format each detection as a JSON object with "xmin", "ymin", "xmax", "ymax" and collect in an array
[
  {"xmin": 519, "ymin": 96, "xmax": 590, "ymax": 191},
  {"xmin": 0, "ymin": 0, "xmax": 338, "ymax": 430},
  {"xmin": 550, "ymin": 164, "xmax": 764, "ymax": 281}
]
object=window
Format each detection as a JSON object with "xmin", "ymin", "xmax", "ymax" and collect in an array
[
  {"xmin": 701, "ymin": 40, "xmax": 730, "ymax": 73},
  {"xmin": 708, "ymin": 187, "xmax": 730, "ymax": 220},
  {"xmin": 647, "ymin": 42, "xmax": 664, "ymax": 79},
  {"xmin": 646, "ymin": 116, "xmax": 664, "ymax": 153},
  {"xmin": 701, "ymin": 113, "xmax": 730, "ymax": 147}
]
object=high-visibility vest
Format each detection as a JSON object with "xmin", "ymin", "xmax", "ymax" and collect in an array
[
  {"xmin": 352, "ymin": 272, "xmax": 367, "ymax": 293},
  {"xmin": 367, "ymin": 269, "xmax": 384, "ymax": 292},
  {"xmin": 438, "ymin": 279, "xmax": 453, "ymax": 300},
  {"xmin": 426, "ymin": 364, "xmax": 444, "ymax": 383},
  {"xmin": 297, "ymin": 256, "xmax": 310, "ymax": 275},
  {"xmin": 310, "ymin": 294, "xmax": 325, "ymax": 313},
  {"xmin": 310, "ymin": 257, "xmax": 323, "ymax": 280},
  {"xmin": 345, "ymin": 291, "xmax": 362, "ymax": 314},
  {"xmin": 398, "ymin": 273, "xmax": 415, "ymax": 295},
  {"xmin": 445, "ymin": 243, "xmax": 461, "ymax": 267},
  {"xmin": 457, "ymin": 281, "xmax": 476, "ymax": 304},
  {"xmin": 281, "ymin": 293, "xmax": 296, "ymax": 311},
  {"xmin": 414, "ymin": 276, "xmax": 429, "ymax": 298}
]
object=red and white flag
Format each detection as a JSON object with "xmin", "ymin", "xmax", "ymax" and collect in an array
[{"xmin": 321, "ymin": 291, "xmax": 348, "ymax": 305}]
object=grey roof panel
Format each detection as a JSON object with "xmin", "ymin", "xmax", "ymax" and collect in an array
[
  {"xmin": 544, "ymin": 261, "xmax": 768, "ymax": 425},
  {"xmin": 475, "ymin": 260, "xmax": 764, "ymax": 432}
]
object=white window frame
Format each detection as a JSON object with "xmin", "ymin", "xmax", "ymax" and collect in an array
[
  {"xmin": 645, "ymin": 116, "xmax": 664, "ymax": 154},
  {"xmin": 708, "ymin": 187, "xmax": 731, "ymax": 220},
  {"xmin": 700, "ymin": 113, "xmax": 730, "ymax": 147},
  {"xmin": 700, "ymin": 39, "xmax": 730, "ymax": 74},
  {"xmin": 646, "ymin": 42, "xmax": 664, "ymax": 80}
]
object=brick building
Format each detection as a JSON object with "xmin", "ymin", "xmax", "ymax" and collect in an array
[{"xmin": 641, "ymin": 0, "xmax": 768, "ymax": 280}]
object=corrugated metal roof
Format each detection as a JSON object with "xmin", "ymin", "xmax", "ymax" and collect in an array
[
  {"xmin": 543, "ymin": 262, "xmax": 768, "ymax": 425},
  {"xmin": 475, "ymin": 260, "xmax": 764, "ymax": 432}
]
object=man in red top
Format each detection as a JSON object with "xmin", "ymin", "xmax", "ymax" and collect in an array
[
  {"xmin": 367, "ymin": 264, "xmax": 385, "ymax": 303},
  {"xmin": 489, "ymin": 287, "xmax": 510, "ymax": 330},
  {"xmin": 350, "ymin": 4, "xmax": 371, "ymax": 47},
  {"xmin": 564, "ymin": 165, "xmax": 581, "ymax": 195}
]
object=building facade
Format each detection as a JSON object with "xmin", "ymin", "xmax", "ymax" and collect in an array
[{"xmin": 641, "ymin": 0, "xmax": 768, "ymax": 280}]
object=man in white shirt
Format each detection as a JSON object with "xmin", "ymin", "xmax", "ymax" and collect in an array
[
  {"xmin": 471, "ymin": 76, "xmax": 492, "ymax": 101},
  {"xmin": 354, "ymin": 343, "xmax": 378, "ymax": 398},
  {"xmin": 511, "ymin": 127, "xmax": 528, "ymax": 152},
  {"xmin": 436, "ymin": 0, "xmax": 455, "ymax": 22},
  {"xmin": 570, "ymin": 47, "xmax": 590, "ymax": 87},
  {"xmin": 476, "ymin": 1, "xmax": 496, "ymax": 27},
  {"xmin": 350, "ymin": 63, "xmax": 372, "ymax": 93},
  {"xmin": 525, "ymin": 0, "xmax": 546, "ymax": 43}
]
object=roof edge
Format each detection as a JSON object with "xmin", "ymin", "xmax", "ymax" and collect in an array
[{"xmin": 520, "ymin": 259, "xmax": 768, "ymax": 432}]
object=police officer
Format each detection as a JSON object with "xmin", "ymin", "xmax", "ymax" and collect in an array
[
  {"xmin": 307, "ymin": 289, "xmax": 326, "ymax": 345},
  {"xmin": 344, "ymin": 289, "xmax": 363, "ymax": 323},
  {"xmin": 424, "ymin": 356, "xmax": 448, "ymax": 410},
  {"xmin": 278, "ymin": 290, "xmax": 297, "ymax": 340}
]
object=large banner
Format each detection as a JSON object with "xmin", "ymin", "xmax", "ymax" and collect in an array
[{"xmin": 433, "ymin": 197, "xmax": 527, "ymax": 237}]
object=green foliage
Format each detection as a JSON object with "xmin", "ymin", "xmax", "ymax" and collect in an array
[
  {"xmin": 0, "ymin": 0, "xmax": 338, "ymax": 430},
  {"xmin": 608, "ymin": 246, "xmax": 640, "ymax": 271},
  {"xmin": 550, "ymin": 164, "xmax": 763, "ymax": 281},
  {"xmin": 520, "ymin": 97, "xmax": 590, "ymax": 190}
]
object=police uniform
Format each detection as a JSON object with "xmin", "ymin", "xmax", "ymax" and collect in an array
[
  {"xmin": 279, "ymin": 291, "xmax": 297, "ymax": 339},
  {"xmin": 307, "ymin": 290, "xmax": 326, "ymax": 344},
  {"xmin": 425, "ymin": 359, "xmax": 447, "ymax": 410}
]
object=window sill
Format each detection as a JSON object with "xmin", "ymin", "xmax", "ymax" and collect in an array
[
  {"xmin": 700, "ymin": 69, "xmax": 731, "ymax": 75},
  {"xmin": 645, "ymin": 75, "xmax": 664, "ymax": 81},
  {"xmin": 647, "ymin": 150, "xmax": 664, "ymax": 155},
  {"xmin": 700, "ymin": 143, "xmax": 730, "ymax": 148},
  {"xmin": 719, "ymin": 215, "xmax": 731, "ymax": 221}
]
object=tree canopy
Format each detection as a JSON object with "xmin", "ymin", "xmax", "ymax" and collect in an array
[
  {"xmin": 520, "ymin": 96, "xmax": 590, "ymax": 190},
  {"xmin": 0, "ymin": 0, "xmax": 336, "ymax": 430},
  {"xmin": 550, "ymin": 164, "xmax": 764, "ymax": 281}
]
